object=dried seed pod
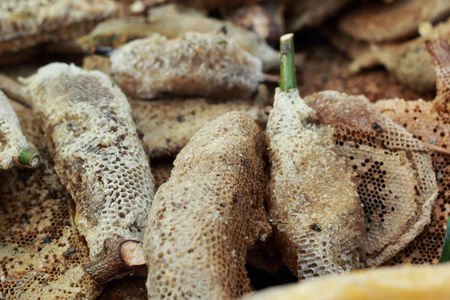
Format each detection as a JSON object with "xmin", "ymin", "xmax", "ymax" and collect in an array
[
  {"xmin": 0, "ymin": 101, "xmax": 101, "ymax": 299},
  {"xmin": 129, "ymin": 97, "xmax": 267, "ymax": 158},
  {"xmin": 0, "ymin": 0, "xmax": 117, "ymax": 64},
  {"xmin": 304, "ymin": 91, "xmax": 438, "ymax": 267},
  {"xmin": 110, "ymin": 32, "xmax": 263, "ymax": 100},
  {"xmin": 0, "ymin": 90, "xmax": 39, "ymax": 169},
  {"xmin": 144, "ymin": 111, "xmax": 271, "ymax": 299},
  {"xmin": 267, "ymin": 34, "xmax": 364, "ymax": 280},
  {"xmin": 338, "ymin": 0, "xmax": 450, "ymax": 43},
  {"xmin": 243, "ymin": 263, "xmax": 450, "ymax": 300},
  {"xmin": 349, "ymin": 18, "xmax": 450, "ymax": 92},
  {"xmin": 373, "ymin": 39, "xmax": 450, "ymax": 265},
  {"xmin": 20, "ymin": 63, "xmax": 155, "ymax": 262}
]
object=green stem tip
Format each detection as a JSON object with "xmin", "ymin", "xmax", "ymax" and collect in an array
[
  {"xmin": 280, "ymin": 33, "xmax": 297, "ymax": 92},
  {"xmin": 438, "ymin": 218, "xmax": 450, "ymax": 263},
  {"xmin": 16, "ymin": 148, "xmax": 40, "ymax": 168}
]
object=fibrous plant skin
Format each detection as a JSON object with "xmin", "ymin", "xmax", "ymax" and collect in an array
[
  {"xmin": 21, "ymin": 63, "xmax": 155, "ymax": 260},
  {"xmin": 144, "ymin": 111, "xmax": 271, "ymax": 299}
]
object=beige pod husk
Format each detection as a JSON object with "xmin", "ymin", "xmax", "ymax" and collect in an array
[
  {"xmin": 110, "ymin": 32, "xmax": 263, "ymax": 100},
  {"xmin": 266, "ymin": 88, "xmax": 365, "ymax": 280},
  {"xmin": 144, "ymin": 111, "xmax": 271, "ymax": 299},
  {"xmin": 0, "ymin": 89, "xmax": 39, "ymax": 169},
  {"xmin": 242, "ymin": 263, "xmax": 450, "ymax": 300},
  {"xmin": 20, "ymin": 63, "xmax": 155, "ymax": 260}
]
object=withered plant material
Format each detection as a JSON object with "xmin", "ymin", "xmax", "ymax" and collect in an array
[
  {"xmin": 110, "ymin": 32, "xmax": 263, "ymax": 100},
  {"xmin": 284, "ymin": 0, "xmax": 352, "ymax": 32},
  {"xmin": 266, "ymin": 34, "xmax": 364, "ymax": 280},
  {"xmin": 129, "ymin": 97, "xmax": 266, "ymax": 158},
  {"xmin": 373, "ymin": 39, "xmax": 450, "ymax": 265},
  {"xmin": 349, "ymin": 18, "xmax": 450, "ymax": 92},
  {"xmin": 243, "ymin": 263, "xmax": 450, "ymax": 300},
  {"xmin": 20, "ymin": 63, "xmax": 155, "ymax": 261},
  {"xmin": 267, "ymin": 88, "xmax": 364, "ymax": 279},
  {"xmin": 144, "ymin": 111, "xmax": 271, "ymax": 299},
  {"xmin": 223, "ymin": 3, "xmax": 284, "ymax": 42},
  {"xmin": 0, "ymin": 101, "xmax": 101, "ymax": 299},
  {"xmin": 304, "ymin": 91, "xmax": 438, "ymax": 267},
  {"xmin": 0, "ymin": 0, "xmax": 117, "ymax": 61},
  {"xmin": 338, "ymin": 0, "xmax": 450, "ymax": 43},
  {"xmin": 132, "ymin": 11, "xmax": 279, "ymax": 71},
  {"xmin": 0, "ymin": 90, "xmax": 39, "ymax": 169}
]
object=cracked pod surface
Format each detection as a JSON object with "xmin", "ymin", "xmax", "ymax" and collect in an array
[
  {"xmin": 110, "ymin": 32, "xmax": 263, "ymax": 100},
  {"xmin": 144, "ymin": 111, "xmax": 271, "ymax": 299},
  {"xmin": 305, "ymin": 91, "xmax": 438, "ymax": 267},
  {"xmin": 0, "ymin": 101, "xmax": 100, "ymax": 299},
  {"xmin": 0, "ymin": 90, "xmax": 36, "ymax": 169},
  {"xmin": 373, "ymin": 39, "xmax": 450, "ymax": 265},
  {"xmin": 21, "ymin": 63, "xmax": 155, "ymax": 260},
  {"xmin": 267, "ymin": 88, "xmax": 365, "ymax": 280}
]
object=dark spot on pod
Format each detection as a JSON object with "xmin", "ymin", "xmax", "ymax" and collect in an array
[{"xmin": 310, "ymin": 224, "xmax": 322, "ymax": 232}]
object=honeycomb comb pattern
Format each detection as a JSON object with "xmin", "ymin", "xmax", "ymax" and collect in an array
[
  {"xmin": 21, "ymin": 63, "xmax": 155, "ymax": 259},
  {"xmin": 305, "ymin": 91, "xmax": 438, "ymax": 267}
]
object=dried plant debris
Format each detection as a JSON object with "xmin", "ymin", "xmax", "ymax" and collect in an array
[
  {"xmin": 130, "ymin": 97, "xmax": 267, "ymax": 158},
  {"xmin": 373, "ymin": 39, "xmax": 450, "ymax": 265},
  {"xmin": 349, "ymin": 18, "xmax": 450, "ymax": 92},
  {"xmin": 222, "ymin": 3, "xmax": 284, "ymax": 42},
  {"xmin": 144, "ymin": 111, "xmax": 271, "ymax": 299},
  {"xmin": 132, "ymin": 0, "xmax": 263, "ymax": 11},
  {"xmin": 267, "ymin": 88, "xmax": 364, "ymax": 279},
  {"xmin": 20, "ymin": 63, "xmax": 155, "ymax": 262},
  {"xmin": 338, "ymin": 0, "xmax": 450, "ymax": 43},
  {"xmin": 78, "ymin": 10, "xmax": 279, "ymax": 71},
  {"xmin": 110, "ymin": 32, "xmax": 263, "ymax": 100},
  {"xmin": 0, "ymin": 0, "xmax": 117, "ymax": 63},
  {"xmin": 284, "ymin": 0, "xmax": 352, "ymax": 32},
  {"xmin": 0, "ymin": 102, "xmax": 101, "ymax": 300},
  {"xmin": 243, "ymin": 263, "xmax": 450, "ymax": 300},
  {"xmin": 304, "ymin": 91, "xmax": 438, "ymax": 267},
  {"xmin": 0, "ymin": 90, "xmax": 39, "ymax": 169}
]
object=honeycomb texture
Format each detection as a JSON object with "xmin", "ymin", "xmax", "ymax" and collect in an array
[
  {"xmin": 0, "ymin": 0, "xmax": 117, "ymax": 53},
  {"xmin": 0, "ymin": 90, "xmax": 31, "ymax": 169},
  {"xmin": 266, "ymin": 88, "xmax": 364, "ymax": 280},
  {"xmin": 144, "ymin": 111, "xmax": 271, "ymax": 299},
  {"xmin": 338, "ymin": 0, "xmax": 450, "ymax": 43},
  {"xmin": 373, "ymin": 39, "xmax": 450, "ymax": 265},
  {"xmin": 110, "ymin": 32, "xmax": 263, "ymax": 100},
  {"xmin": 304, "ymin": 90, "xmax": 438, "ymax": 267},
  {"xmin": 130, "ymin": 97, "xmax": 265, "ymax": 158},
  {"xmin": 21, "ymin": 63, "xmax": 155, "ymax": 260},
  {"xmin": 0, "ymin": 101, "xmax": 101, "ymax": 300}
]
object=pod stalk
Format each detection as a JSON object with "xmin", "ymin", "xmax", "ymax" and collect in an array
[
  {"xmin": 15, "ymin": 147, "xmax": 40, "ymax": 168},
  {"xmin": 279, "ymin": 33, "xmax": 296, "ymax": 92}
]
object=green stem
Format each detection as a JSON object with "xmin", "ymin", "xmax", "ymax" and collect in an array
[
  {"xmin": 438, "ymin": 218, "xmax": 450, "ymax": 263},
  {"xmin": 279, "ymin": 33, "xmax": 296, "ymax": 92},
  {"xmin": 16, "ymin": 148, "xmax": 40, "ymax": 168}
]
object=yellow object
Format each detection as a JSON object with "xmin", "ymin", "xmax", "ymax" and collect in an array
[{"xmin": 243, "ymin": 263, "xmax": 450, "ymax": 300}]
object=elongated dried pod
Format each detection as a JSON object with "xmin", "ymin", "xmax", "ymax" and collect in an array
[
  {"xmin": 78, "ymin": 13, "xmax": 279, "ymax": 71},
  {"xmin": 0, "ymin": 90, "xmax": 39, "ymax": 169},
  {"xmin": 266, "ymin": 34, "xmax": 364, "ymax": 280},
  {"xmin": 144, "ymin": 111, "xmax": 271, "ymax": 299},
  {"xmin": 0, "ymin": 0, "xmax": 117, "ymax": 64},
  {"xmin": 109, "ymin": 31, "xmax": 263, "ymax": 100},
  {"xmin": 20, "ymin": 63, "xmax": 155, "ymax": 271}
]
